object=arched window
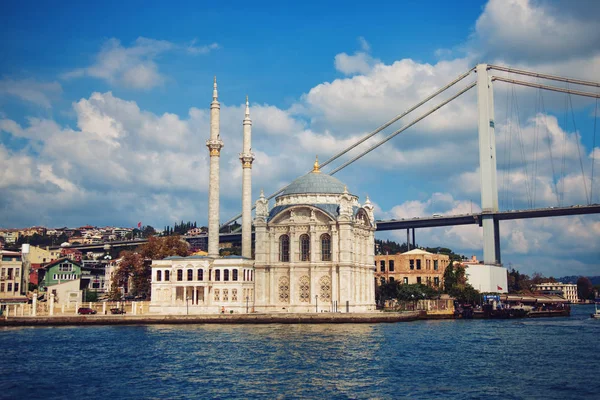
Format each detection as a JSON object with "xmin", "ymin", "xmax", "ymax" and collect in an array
[
  {"xmin": 300, "ymin": 234, "xmax": 310, "ymax": 261},
  {"xmin": 279, "ymin": 235, "xmax": 290, "ymax": 262},
  {"xmin": 321, "ymin": 234, "xmax": 331, "ymax": 261},
  {"xmin": 156, "ymin": 270, "xmax": 162, "ymax": 282},
  {"xmin": 197, "ymin": 269, "xmax": 203, "ymax": 281},
  {"xmin": 224, "ymin": 269, "xmax": 230, "ymax": 281},
  {"xmin": 177, "ymin": 270, "xmax": 183, "ymax": 281},
  {"xmin": 233, "ymin": 269, "xmax": 238, "ymax": 281},
  {"xmin": 165, "ymin": 270, "xmax": 170, "ymax": 281},
  {"xmin": 215, "ymin": 270, "xmax": 221, "ymax": 281},
  {"xmin": 187, "ymin": 269, "xmax": 193, "ymax": 281}
]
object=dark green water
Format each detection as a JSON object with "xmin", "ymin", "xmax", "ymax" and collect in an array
[{"xmin": 1, "ymin": 305, "xmax": 598, "ymax": 399}]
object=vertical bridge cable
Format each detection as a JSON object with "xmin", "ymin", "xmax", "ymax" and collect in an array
[
  {"xmin": 592, "ymin": 97, "xmax": 598, "ymax": 204},
  {"xmin": 568, "ymin": 92, "xmax": 590, "ymax": 204},
  {"xmin": 220, "ymin": 67, "xmax": 477, "ymax": 228}
]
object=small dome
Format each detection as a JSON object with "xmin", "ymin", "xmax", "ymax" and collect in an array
[{"xmin": 280, "ymin": 172, "xmax": 347, "ymax": 196}]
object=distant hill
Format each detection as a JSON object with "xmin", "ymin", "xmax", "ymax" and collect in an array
[{"xmin": 557, "ymin": 276, "xmax": 600, "ymax": 285}]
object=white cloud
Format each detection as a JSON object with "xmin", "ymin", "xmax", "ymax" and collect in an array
[
  {"xmin": 0, "ymin": 78, "xmax": 62, "ymax": 108},
  {"xmin": 473, "ymin": 0, "xmax": 600, "ymax": 63},
  {"xmin": 63, "ymin": 37, "xmax": 219, "ymax": 90},
  {"xmin": 334, "ymin": 37, "xmax": 381, "ymax": 75},
  {"xmin": 187, "ymin": 40, "xmax": 219, "ymax": 55}
]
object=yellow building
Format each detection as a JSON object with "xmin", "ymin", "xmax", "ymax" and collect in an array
[{"xmin": 374, "ymin": 249, "xmax": 450, "ymax": 288}]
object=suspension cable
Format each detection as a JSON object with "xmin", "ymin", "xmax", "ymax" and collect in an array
[
  {"xmin": 328, "ymin": 82, "xmax": 477, "ymax": 175},
  {"xmin": 490, "ymin": 65, "xmax": 600, "ymax": 88},
  {"xmin": 492, "ymin": 77, "xmax": 600, "ymax": 99},
  {"xmin": 220, "ymin": 67, "xmax": 477, "ymax": 227}
]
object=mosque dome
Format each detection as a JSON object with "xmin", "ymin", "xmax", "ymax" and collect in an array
[{"xmin": 279, "ymin": 157, "xmax": 347, "ymax": 196}]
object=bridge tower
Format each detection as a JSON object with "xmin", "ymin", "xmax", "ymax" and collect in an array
[{"xmin": 476, "ymin": 64, "xmax": 501, "ymax": 264}]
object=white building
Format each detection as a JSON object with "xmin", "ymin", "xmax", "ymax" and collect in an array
[
  {"xmin": 533, "ymin": 282, "xmax": 578, "ymax": 303},
  {"xmin": 149, "ymin": 80, "xmax": 377, "ymax": 314},
  {"xmin": 465, "ymin": 264, "xmax": 508, "ymax": 293}
]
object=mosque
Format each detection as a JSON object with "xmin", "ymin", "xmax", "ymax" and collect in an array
[{"xmin": 149, "ymin": 79, "xmax": 377, "ymax": 314}]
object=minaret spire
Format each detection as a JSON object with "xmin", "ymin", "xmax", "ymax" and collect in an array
[
  {"xmin": 212, "ymin": 76, "xmax": 218, "ymax": 101},
  {"xmin": 240, "ymin": 96, "xmax": 255, "ymax": 258},
  {"xmin": 207, "ymin": 76, "xmax": 224, "ymax": 257}
]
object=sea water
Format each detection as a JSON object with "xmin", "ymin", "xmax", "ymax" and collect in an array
[{"xmin": 1, "ymin": 305, "xmax": 599, "ymax": 399}]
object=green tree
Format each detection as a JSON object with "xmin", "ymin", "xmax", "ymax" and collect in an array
[
  {"xmin": 109, "ymin": 236, "xmax": 190, "ymax": 300},
  {"xmin": 577, "ymin": 276, "xmax": 593, "ymax": 300},
  {"xmin": 142, "ymin": 225, "xmax": 157, "ymax": 238}
]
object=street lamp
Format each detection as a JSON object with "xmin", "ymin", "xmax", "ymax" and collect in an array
[
  {"xmin": 315, "ymin": 295, "xmax": 318, "ymax": 313},
  {"xmin": 246, "ymin": 296, "xmax": 249, "ymax": 313}
]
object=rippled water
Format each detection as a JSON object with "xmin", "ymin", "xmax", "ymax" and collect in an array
[{"xmin": 1, "ymin": 305, "xmax": 599, "ymax": 399}]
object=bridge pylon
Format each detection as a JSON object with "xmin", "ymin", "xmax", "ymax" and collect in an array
[{"xmin": 476, "ymin": 63, "xmax": 501, "ymax": 264}]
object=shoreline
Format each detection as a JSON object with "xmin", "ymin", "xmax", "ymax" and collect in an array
[{"xmin": 0, "ymin": 311, "xmax": 424, "ymax": 327}]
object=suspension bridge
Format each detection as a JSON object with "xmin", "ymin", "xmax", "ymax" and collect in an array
[{"xmin": 61, "ymin": 64, "xmax": 600, "ymax": 264}]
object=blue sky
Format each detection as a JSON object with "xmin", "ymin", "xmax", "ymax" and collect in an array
[{"xmin": 1, "ymin": 0, "xmax": 599, "ymax": 277}]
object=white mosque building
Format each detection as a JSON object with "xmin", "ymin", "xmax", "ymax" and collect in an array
[{"xmin": 149, "ymin": 79, "xmax": 376, "ymax": 314}]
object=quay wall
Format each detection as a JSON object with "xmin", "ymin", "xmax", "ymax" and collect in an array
[{"xmin": 0, "ymin": 312, "xmax": 423, "ymax": 327}]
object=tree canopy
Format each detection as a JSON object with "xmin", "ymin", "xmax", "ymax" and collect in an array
[{"xmin": 108, "ymin": 236, "xmax": 190, "ymax": 300}]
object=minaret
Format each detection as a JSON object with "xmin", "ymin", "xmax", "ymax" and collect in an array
[
  {"xmin": 240, "ymin": 95, "xmax": 255, "ymax": 258},
  {"xmin": 206, "ymin": 77, "xmax": 224, "ymax": 258}
]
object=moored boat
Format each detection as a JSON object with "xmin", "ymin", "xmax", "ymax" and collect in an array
[{"xmin": 592, "ymin": 302, "xmax": 600, "ymax": 319}]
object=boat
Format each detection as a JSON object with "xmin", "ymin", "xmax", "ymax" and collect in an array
[{"xmin": 592, "ymin": 302, "xmax": 600, "ymax": 319}]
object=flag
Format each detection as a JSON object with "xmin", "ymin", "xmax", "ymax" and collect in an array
[
  {"xmin": 137, "ymin": 222, "xmax": 142, "ymax": 228},
  {"xmin": 497, "ymin": 285, "xmax": 503, "ymax": 291}
]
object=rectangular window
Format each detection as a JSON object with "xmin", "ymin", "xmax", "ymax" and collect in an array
[
  {"xmin": 389, "ymin": 260, "xmax": 395, "ymax": 272},
  {"xmin": 410, "ymin": 260, "xmax": 414, "ymax": 270},
  {"xmin": 0, "ymin": 283, "xmax": 4, "ymax": 292},
  {"xmin": 417, "ymin": 277, "xmax": 422, "ymax": 284},
  {"xmin": 380, "ymin": 260, "xmax": 385, "ymax": 272},
  {"xmin": 15, "ymin": 268, "xmax": 19, "ymax": 277},
  {"xmin": 53, "ymin": 274, "xmax": 57, "ymax": 280},
  {"xmin": 197, "ymin": 269, "xmax": 203, "ymax": 281},
  {"xmin": 187, "ymin": 269, "xmax": 193, "ymax": 281},
  {"xmin": 403, "ymin": 277, "xmax": 408, "ymax": 284},
  {"xmin": 233, "ymin": 269, "xmax": 238, "ymax": 281},
  {"xmin": 7, "ymin": 283, "xmax": 12, "ymax": 292},
  {"xmin": 416, "ymin": 260, "xmax": 421, "ymax": 270},
  {"xmin": 177, "ymin": 270, "xmax": 183, "ymax": 281},
  {"xmin": 224, "ymin": 269, "xmax": 230, "ymax": 281},
  {"xmin": 434, "ymin": 277, "xmax": 440, "ymax": 286},
  {"xmin": 434, "ymin": 260, "xmax": 438, "ymax": 270},
  {"xmin": 156, "ymin": 270, "xmax": 162, "ymax": 282},
  {"xmin": 215, "ymin": 270, "xmax": 221, "ymax": 281},
  {"xmin": 7, "ymin": 268, "xmax": 13, "ymax": 279},
  {"xmin": 389, "ymin": 277, "xmax": 395, "ymax": 283},
  {"xmin": 223, "ymin": 289, "xmax": 229, "ymax": 301},
  {"xmin": 165, "ymin": 271, "xmax": 170, "ymax": 281}
]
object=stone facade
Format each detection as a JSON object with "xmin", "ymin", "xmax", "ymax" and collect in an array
[
  {"xmin": 253, "ymin": 172, "xmax": 377, "ymax": 313},
  {"xmin": 150, "ymin": 256, "xmax": 255, "ymax": 314},
  {"xmin": 374, "ymin": 249, "xmax": 449, "ymax": 288}
]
